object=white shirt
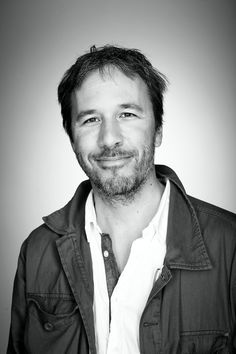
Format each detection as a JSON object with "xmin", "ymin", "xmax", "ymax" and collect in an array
[{"xmin": 85, "ymin": 179, "xmax": 170, "ymax": 354}]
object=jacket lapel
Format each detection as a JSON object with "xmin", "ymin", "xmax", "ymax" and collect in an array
[
  {"xmin": 56, "ymin": 231, "xmax": 96, "ymax": 353},
  {"xmin": 157, "ymin": 165, "xmax": 212, "ymax": 270},
  {"xmin": 43, "ymin": 180, "xmax": 96, "ymax": 352}
]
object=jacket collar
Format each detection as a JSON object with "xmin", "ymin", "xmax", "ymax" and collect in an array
[{"xmin": 43, "ymin": 165, "xmax": 212, "ymax": 271}]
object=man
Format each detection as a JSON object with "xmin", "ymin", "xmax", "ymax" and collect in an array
[{"xmin": 8, "ymin": 45, "xmax": 236, "ymax": 353}]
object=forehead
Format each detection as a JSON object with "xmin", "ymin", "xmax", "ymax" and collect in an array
[{"xmin": 74, "ymin": 67, "xmax": 151, "ymax": 107}]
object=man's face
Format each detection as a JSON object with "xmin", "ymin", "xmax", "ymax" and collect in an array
[{"xmin": 71, "ymin": 67, "xmax": 162, "ymax": 200}]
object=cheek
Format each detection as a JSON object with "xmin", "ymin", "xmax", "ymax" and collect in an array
[
  {"xmin": 125, "ymin": 126, "xmax": 154, "ymax": 146},
  {"xmin": 72, "ymin": 135, "xmax": 84, "ymax": 155},
  {"xmin": 72, "ymin": 133, "xmax": 97, "ymax": 159}
]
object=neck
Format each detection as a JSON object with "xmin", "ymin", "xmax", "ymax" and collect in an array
[{"xmin": 93, "ymin": 169, "xmax": 164, "ymax": 236}]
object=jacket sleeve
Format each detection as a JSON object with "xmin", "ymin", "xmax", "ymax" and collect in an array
[{"xmin": 7, "ymin": 241, "xmax": 27, "ymax": 353}]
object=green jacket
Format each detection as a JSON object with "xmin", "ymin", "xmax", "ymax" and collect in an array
[{"xmin": 7, "ymin": 166, "xmax": 236, "ymax": 353}]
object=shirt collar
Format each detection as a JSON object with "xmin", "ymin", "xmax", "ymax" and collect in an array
[
  {"xmin": 85, "ymin": 190, "xmax": 102, "ymax": 242},
  {"xmin": 142, "ymin": 179, "xmax": 170, "ymax": 242}
]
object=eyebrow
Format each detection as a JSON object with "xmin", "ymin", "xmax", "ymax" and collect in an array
[
  {"xmin": 118, "ymin": 103, "xmax": 144, "ymax": 113},
  {"xmin": 76, "ymin": 109, "xmax": 98, "ymax": 121}
]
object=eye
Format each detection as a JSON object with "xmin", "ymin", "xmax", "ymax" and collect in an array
[
  {"xmin": 83, "ymin": 117, "xmax": 100, "ymax": 125},
  {"xmin": 119, "ymin": 112, "xmax": 137, "ymax": 119}
]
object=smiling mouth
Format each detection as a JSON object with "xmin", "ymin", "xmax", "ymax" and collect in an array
[
  {"xmin": 94, "ymin": 155, "xmax": 133, "ymax": 167},
  {"xmin": 95, "ymin": 155, "xmax": 132, "ymax": 161}
]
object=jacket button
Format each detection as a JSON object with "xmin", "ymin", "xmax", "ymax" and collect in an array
[
  {"xmin": 160, "ymin": 273, "xmax": 166, "ymax": 281},
  {"xmin": 44, "ymin": 322, "xmax": 54, "ymax": 331}
]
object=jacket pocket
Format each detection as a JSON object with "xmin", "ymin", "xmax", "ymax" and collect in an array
[
  {"xmin": 178, "ymin": 330, "xmax": 230, "ymax": 354},
  {"xmin": 24, "ymin": 293, "xmax": 84, "ymax": 354}
]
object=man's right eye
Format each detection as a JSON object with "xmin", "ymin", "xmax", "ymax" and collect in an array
[{"xmin": 83, "ymin": 117, "xmax": 100, "ymax": 125}]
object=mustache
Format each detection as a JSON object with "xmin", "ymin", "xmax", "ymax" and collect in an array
[{"xmin": 91, "ymin": 147, "xmax": 137, "ymax": 160}]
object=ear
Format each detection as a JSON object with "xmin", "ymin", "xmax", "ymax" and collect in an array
[{"xmin": 154, "ymin": 127, "xmax": 163, "ymax": 147}]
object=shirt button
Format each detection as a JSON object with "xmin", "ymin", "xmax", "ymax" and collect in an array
[
  {"xmin": 103, "ymin": 250, "xmax": 109, "ymax": 258},
  {"xmin": 44, "ymin": 322, "xmax": 54, "ymax": 331}
]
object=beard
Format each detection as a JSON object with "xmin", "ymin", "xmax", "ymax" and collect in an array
[{"xmin": 75, "ymin": 138, "xmax": 156, "ymax": 202}]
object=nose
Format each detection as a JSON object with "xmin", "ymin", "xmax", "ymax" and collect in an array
[{"xmin": 98, "ymin": 119, "xmax": 123, "ymax": 149}]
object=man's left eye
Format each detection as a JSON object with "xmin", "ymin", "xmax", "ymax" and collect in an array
[{"xmin": 119, "ymin": 112, "xmax": 136, "ymax": 119}]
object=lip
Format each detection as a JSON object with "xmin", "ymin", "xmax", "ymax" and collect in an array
[
  {"xmin": 95, "ymin": 155, "xmax": 132, "ymax": 161},
  {"xmin": 94, "ymin": 155, "xmax": 133, "ymax": 167}
]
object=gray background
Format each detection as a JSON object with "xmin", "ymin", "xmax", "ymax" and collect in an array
[{"xmin": 1, "ymin": 0, "xmax": 236, "ymax": 351}]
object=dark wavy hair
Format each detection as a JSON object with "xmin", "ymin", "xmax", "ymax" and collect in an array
[{"xmin": 58, "ymin": 45, "xmax": 168, "ymax": 141}]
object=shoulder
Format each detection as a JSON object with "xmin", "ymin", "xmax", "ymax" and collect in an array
[
  {"xmin": 21, "ymin": 180, "xmax": 91, "ymax": 254},
  {"xmin": 20, "ymin": 223, "xmax": 61, "ymax": 260},
  {"xmin": 189, "ymin": 195, "xmax": 236, "ymax": 245},
  {"xmin": 189, "ymin": 196, "xmax": 236, "ymax": 227}
]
